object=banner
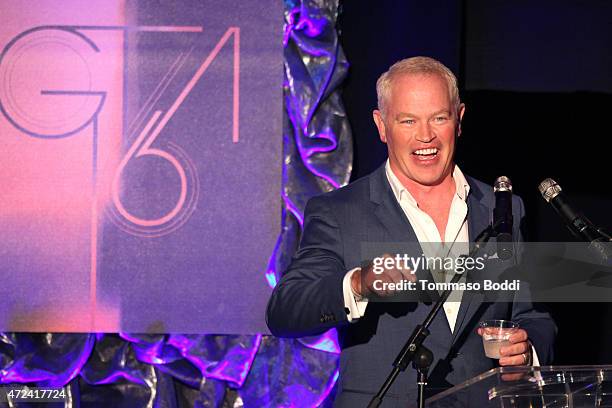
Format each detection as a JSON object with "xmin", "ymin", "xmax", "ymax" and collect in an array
[{"xmin": 0, "ymin": 0, "xmax": 282, "ymax": 333}]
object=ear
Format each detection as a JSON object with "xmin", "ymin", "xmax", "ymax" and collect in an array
[
  {"xmin": 456, "ymin": 103, "xmax": 466, "ymax": 137},
  {"xmin": 373, "ymin": 109, "xmax": 387, "ymax": 143}
]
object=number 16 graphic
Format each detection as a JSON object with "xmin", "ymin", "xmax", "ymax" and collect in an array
[{"xmin": 111, "ymin": 26, "xmax": 240, "ymax": 237}]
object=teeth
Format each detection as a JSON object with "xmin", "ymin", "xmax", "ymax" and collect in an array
[{"xmin": 414, "ymin": 148, "xmax": 438, "ymax": 155}]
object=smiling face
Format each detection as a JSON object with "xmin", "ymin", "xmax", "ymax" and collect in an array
[{"xmin": 373, "ymin": 73, "xmax": 465, "ymax": 189}]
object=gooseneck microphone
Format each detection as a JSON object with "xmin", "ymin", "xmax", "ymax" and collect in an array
[
  {"xmin": 538, "ymin": 178, "xmax": 611, "ymax": 261},
  {"xmin": 538, "ymin": 178, "xmax": 606, "ymax": 242},
  {"xmin": 493, "ymin": 176, "xmax": 513, "ymax": 260}
]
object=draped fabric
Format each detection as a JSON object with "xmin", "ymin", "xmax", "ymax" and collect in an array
[{"xmin": 0, "ymin": 0, "xmax": 351, "ymax": 406}]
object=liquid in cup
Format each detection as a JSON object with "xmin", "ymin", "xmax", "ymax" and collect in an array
[{"xmin": 478, "ymin": 320, "xmax": 519, "ymax": 359}]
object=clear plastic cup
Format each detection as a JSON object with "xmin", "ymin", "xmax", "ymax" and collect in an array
[{"xmin": 479, "ymin": 320, "xmax": 519, "ymax": 359}]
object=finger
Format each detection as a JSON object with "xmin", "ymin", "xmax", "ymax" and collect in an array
[
  {"xmin": 399, "ymin": 267, "xmax": 417, "ymax": 282},
  {"xmin": 384, "ymin": 272, "xmax": 402, "ymax": 295},
  {"xmin": 366, "ymin": 274, "xmax": 386, "ymax": 296},
  {"xmin": 366, "ymin": 254, "xmax": 392, "ymax": 277},
  {"xmin": 501, "ymin": 373, "xmax": 525, "ymax": 382},
  {"xmin": 372, "ymin": 274, "xmax": 398, "ymax": 297},
  {"xmin": 499, "ymin": 354, "xmax": 527, "ymax": 366},
  {"xmin": 367, "ymin": 279, "xmax": 387, "ymax": 296},
  {"xmin": 386, "ymin": 268, "xmax": 405, "ymax": 284},
  {"xmin": 509, "ymin": 329, "xmax": 528, "ymax": 344},
  {"xmin": 499, "ymin": 341, "xmax": 528, "ymax": 357}
]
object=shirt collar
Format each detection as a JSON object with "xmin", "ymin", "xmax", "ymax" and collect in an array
[{"xmin": 385, "ymin": 159, "xmax": 470, "ymax": 206}]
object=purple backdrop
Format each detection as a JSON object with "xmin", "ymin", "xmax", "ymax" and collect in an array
[{"xmin": 1, "ymin": 1, "xmax": 349, "ymax": 405}]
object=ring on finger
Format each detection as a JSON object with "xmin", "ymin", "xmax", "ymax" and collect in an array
[{"xmin": 521, "ymin": 352, "xmax": 529, "ymax": 365}]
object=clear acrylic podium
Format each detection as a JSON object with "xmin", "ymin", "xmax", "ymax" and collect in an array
[{"xmin": 425, "ymin": 365, "xmax": 612, "ymax": 408}]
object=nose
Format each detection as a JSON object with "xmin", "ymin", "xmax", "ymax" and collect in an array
[{"xmin": 415, "ymin": 122, "xmax": 435, "ymax": 143}]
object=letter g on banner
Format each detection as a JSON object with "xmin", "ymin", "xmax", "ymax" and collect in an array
[{"xmin": 0, "ymin": 27, "xmax": 105, "ymax": 139}]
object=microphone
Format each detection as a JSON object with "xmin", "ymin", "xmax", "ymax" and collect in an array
[
  {"xmin": 538, "ymin": 178, "xmax": 606, "ymax": 242},
  {"xmin": 538, "ymin": 178, "xmax": 611, "ymax": 261},
  {"xmin": 493, "ymin": 176, "xmax": 513, "ymax": 260}
]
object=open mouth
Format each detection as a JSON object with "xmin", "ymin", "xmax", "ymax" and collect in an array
[{"xmin": 412, "ymin": 147, "xmax": 439, "ymax": 160}]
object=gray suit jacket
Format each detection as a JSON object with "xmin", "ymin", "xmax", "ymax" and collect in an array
[{"xmin": 266, "ymin": 165, "xmax": 556, "ymax": 407}]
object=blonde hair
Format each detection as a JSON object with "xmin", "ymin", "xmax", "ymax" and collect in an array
[{"xmin": 376, "ymin": 56, "xmax": 461, "ymax": 117}]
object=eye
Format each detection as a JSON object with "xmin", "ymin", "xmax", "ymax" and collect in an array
[
  {"xmin": 433, "ymin": 116, "xmax": 449, "ymax": 123},
  {"xmin": 400, "ymin": 119, "xmax": 416, "ymax": 125}
]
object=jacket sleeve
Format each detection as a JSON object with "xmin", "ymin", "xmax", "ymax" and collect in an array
[{"xmin": 266, "ymin": 195, "xmax": 352, "ymax": 337}]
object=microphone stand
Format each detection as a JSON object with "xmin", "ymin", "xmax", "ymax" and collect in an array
[{"xmin": 367, "ymin": 225, "xmax": 496, "ymax": 408}]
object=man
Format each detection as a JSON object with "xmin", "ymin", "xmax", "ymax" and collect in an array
[{"xmin": 266, "ymin": 57, "xmax": 556, "ymax": 406}]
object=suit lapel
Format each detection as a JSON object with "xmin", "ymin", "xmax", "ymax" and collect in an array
[
  {"xmin": 451, "ymin": 179, "xmax": 491, "ymax": 344},
  {"xmin": 369, "ymin": 167, "xmax": 439, "ymax": 300},
  {"xmin": 370, "ymin": 165, "xmax": 419, "ymax": 244},
  {"xmin": 369, "ymin": 165, "xmax": 452, "ymax": 368}
]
